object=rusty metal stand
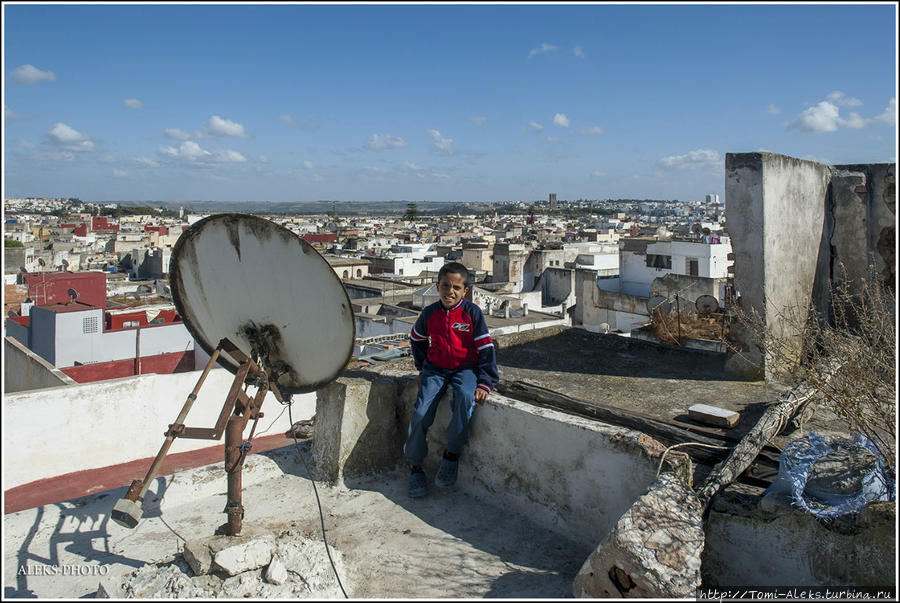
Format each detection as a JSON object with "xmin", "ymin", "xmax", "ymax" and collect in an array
[{"xmin": 111, "ymin": 337, "xmax": 270, "ymax": 536}]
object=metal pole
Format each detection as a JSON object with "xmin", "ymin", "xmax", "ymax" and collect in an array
[
  {"xmin": 676, "ymin": 295, "xmax": 682, "ymax": 344},
  {"xmin": 224, "ymin": 414, "xmax": 245, "ymax": 536},
  {"xmin": 111, "ymin": 347, "xmax": 222, "ymax": 528}
]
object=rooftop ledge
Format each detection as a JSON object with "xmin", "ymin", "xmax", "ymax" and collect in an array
[{"xmin": 3, "ymin": 327, "xmax": 894, "ymax": 597}]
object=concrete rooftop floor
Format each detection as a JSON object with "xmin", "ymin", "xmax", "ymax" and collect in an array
[{"xmin": 4, "ymin": 443, "xmax": 589, "ymax": 599}]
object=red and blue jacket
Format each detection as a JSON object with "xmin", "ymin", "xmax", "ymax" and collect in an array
[{"xmin": 409, "ymin": 298, "xmax": 499, "ymax": 394}]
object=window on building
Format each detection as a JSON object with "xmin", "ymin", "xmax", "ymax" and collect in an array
[
  {"xmin": 123, "ymin": 320, "xmax": 141, "ymax": 328},
  {"xmin": 687, "ymin": 258, "xmax": 699, "ymax": 276},
  {"xmin": 356, "ymin": 269, "xmax": 362, "ymax": 278},
  {"xmin": 83, "ymin": 316, "xmax": 99, "ymax": 334},
  {"xmin": 343, "ymin": 270, "xmax": 349, "ymax": 279},
  {"xmin": 646, "ymin": 254, "xmax": 672, "ymax": 269}
]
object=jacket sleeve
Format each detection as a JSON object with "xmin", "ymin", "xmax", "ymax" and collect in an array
[
  {"xmin": 409, "ymin": 308, "xmax": 430, "ymax": 371},
  {"xmin": 471, "ymin": 306, "xmax": 499, "ymax": 393}
]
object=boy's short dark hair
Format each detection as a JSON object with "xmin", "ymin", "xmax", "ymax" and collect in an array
[{"xmin": 438, "ymin": 261, "xmax": 470, "ymax": 286}]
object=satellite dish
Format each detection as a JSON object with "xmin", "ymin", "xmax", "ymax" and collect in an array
[
  {"xmin": 696, "ymin": 295, "xmax": 719, "ymax": 314},
  {"xmin": 67, "ymin": 288, "xmax": 79, "ymax": 301},
  {"xmin": 38, "ymin": 258, "xmax": 46, "ymax": 267},
  {"xmin": 169, "ymin": 213, "xmax": 354, "ymax": 394},
  {"xmin": 19, "ymin": 267, "xmax": 27, "ymax": 273},
  {"xmin": 62, "ymin": 259, "xmax": 69, "ymax": 268},
  {"xmin": 648, "ymin": 295, "xmax": 671, "ymax": 313}
]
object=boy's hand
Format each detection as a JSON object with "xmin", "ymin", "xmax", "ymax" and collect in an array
[{"xmin": 474, "ymin": 387, "xmax": 488, "ymax": 405}]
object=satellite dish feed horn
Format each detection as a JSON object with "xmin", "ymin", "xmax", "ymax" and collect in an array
[{"xmin": 111, "ymin": 214, "xmax": 355, "ymax": 536}]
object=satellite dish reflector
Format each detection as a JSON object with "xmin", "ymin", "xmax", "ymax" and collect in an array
[
  {"xmin": 38, "ymin": 258, "xmax": 46, "ymax": 267},
  {"xmin": 67, "ymin": 288, "xmax": 78, "ymax": 301},
  {"xmin": 170, "ymin": 213, "xmax": 355, "ymax": 394},
  {"xmin": 648, "ymin": 295, "xmax": 670, "ymax": 313},
  {"xmin": 696, "ymin": 295, "xmax": 719, "ymax": 314},
  {"xmin": 62, "ymin": 259, "xmax": 69, "ymax": 268}
]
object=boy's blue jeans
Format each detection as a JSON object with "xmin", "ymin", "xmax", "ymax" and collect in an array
[{"xmin": 403, "ymin": 363, "xmax": 477, "ymax": 467}]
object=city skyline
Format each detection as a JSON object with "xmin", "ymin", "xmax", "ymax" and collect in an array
[{"xmin": 3, "ymin": 2, "xmax": 897, "ymax": 203}]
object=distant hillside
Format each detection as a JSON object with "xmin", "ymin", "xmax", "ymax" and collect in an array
[{"xmin": 112, "ymin": 199, "xmax": 503, "ymax": 216}]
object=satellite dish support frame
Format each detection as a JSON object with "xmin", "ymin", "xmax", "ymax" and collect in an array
[{"xmin": 111, "ymin": 337, "xmax": 274, "ymax": 537}]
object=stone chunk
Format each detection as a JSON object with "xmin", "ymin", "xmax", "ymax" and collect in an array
[
  {"xmin": 688, "ymin": 404, "xmax": 739, "ymax": 428},
  {"xmin": 183, "ymin": 539, "xmax": 213, "ymax": 576},
  {"xmin": 265, "ymin": 556, "xmax": 288, "ymax": 585},
  {"xmin": 209, "ymin": 531, "xmax": 275, "ymax": 576}
]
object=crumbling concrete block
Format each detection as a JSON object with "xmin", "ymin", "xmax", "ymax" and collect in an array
[
  {"xmin": 573, "ymin": 472, "xmax": 704, "ymax": 598},
  {"xmin": 688, "ymin": 404, "xmax": 739, "ymax": 428},
  {"xmin": 311, "ymin": 376, "xmax": 402, "ymax": 483},
  {"xmin": 183, "ymin": 538, "xmax": 214, "ymax": 575},
  {"xmin": 208, "ymin": 530, "xmax": 276, "ymax": 576},
  {"xmin": 265, "ymin": 556, "xmax": 288, "ymax": 585}
]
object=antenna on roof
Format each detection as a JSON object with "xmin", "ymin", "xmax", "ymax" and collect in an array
[{"xmin": 111, "ymin": 213, "xmax": 355, "ymax": 539}]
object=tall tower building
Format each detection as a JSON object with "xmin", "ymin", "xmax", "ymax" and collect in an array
[{"xmin": 549, "ymin": 193, "xmax": 557, "ymax": 210}]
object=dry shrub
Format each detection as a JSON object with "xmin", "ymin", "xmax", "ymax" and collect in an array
[
  {"xmin": 649, "ymin": 305, "xmax": 728, "ymax": 346},
  {"xmin": 733, "ymin": 262, "xmax": 896, "ymax": 471}
]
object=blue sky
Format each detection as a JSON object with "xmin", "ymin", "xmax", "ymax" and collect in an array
[{"xmin": 3, "ymin": 2, "xmax": 897, "ymax": 204}]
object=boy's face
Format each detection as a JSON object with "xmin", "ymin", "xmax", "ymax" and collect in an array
[{"xmin": 437, "ymin": 272, "xmax": 469, "ymax": 309}]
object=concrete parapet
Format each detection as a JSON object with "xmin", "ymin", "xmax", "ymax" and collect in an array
[
  {"xmin": 311, "ymin": 375, "xmax": 403, "ymax": 482},
  {"xmin": 702, "ymin": 485, "xmax": 896, "ymax": 588}
]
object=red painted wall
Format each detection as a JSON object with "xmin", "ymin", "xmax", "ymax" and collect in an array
[
  {"xmin": 302, "ymin": 233, "xmax": 338, "ymax": 243},
  {"xmin": 106, "ymin": 309, "xmax": 180, "ymax": 330},
  {"xmin": 74, "ymin": 224, "xmax": 88, "ymax": 237},
  {"xmin": 144, "ymin": 225, "xmax": 167, "ymax": 236},
  {"xmin": 60, "ymin": 351, "xmax": 195, "ymax": 383},
  {"xmin": 24, "ymin": 272, "xmax": 107, "ymax": 307}
]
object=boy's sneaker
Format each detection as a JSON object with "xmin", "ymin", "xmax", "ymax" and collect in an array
[
  {"xmin": 408, "ymin": 468, "xmax": 428, "ymax": 498},
  {"xmin": 435, "ymin": 457, "xmax": 459, "ymax": 488}
]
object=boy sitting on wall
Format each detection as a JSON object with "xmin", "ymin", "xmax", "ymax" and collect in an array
[{"xmin": 405, "ymin": 261, "xmax": 499, "ymax": 497}]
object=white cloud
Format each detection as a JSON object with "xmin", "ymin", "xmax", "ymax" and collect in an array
[
  {"xmin": 47, "ymin": 122, "xmax": 95, "ymax": 151},
  {"xmin": 842, "ymin": 112, "xmax": 867, "ymax": 129},
  {"xmin": 471, "ymin": 116, "xmax": 487, "ymax": 127},
  {"xmin": 788, "ymin": 101, "xmax": 842, "ymax": 132},
  {"xmin": 553, "ymin": 113, "xmax": 570, "ymax": 128},
  {"xmin": 528, "ymin": 120, "xmax": 543, "ymax": 132},
  {"xmin": 160, "ymin": 141, "xmax": 211, "ymax": 163},
  {"xmin": 213, "ymin": 149, "xmax": 247, "ymax": 163},
  {"xmin": 280, "ymin": 114, "xmax": 300, "ymax": 127},
  {"xmin": 573, "ymin": 45, "xmax": 584, "ymax": 58},
  {"xmin": 366, "ymin": 133, "xmax": 408, "ymax": 151},
  {"xmin": 659, "ymin": 149, "xmax": 722, "ymax": 170},
  {"xmin": 581, "ymin": 125, "xmax": 604, "ymax": 135},
  {"xmin": 826, "ymin": 91, "xmax": 863, "ymax": 107},
  {"xmin": 158, "ymin": 141, "xmax": 245, "ymax": 165},
  {"xmin": 528, "ymin": 42, "xmax": 558, "ymax": 58},
  {"xmin": 5, "ymin": 105, "xmax": 27, "ymax": 120},
  {"xmin": 165, "ymin": 128, "xmax": 193, "ymax": 140},
  {"xmin": 113, "ymin": 169, "xmax": 129, "ymax": 178},
  {"xmin": 427, "ymin": 129, "xmax": 453, "ymax": 153},
  {"xmin": 134, "ymin": 157, "xmax": 160, "ymax": 168},
  {"xmin": 259, "ymin": 155, "xmax": 269, "ymax": 163},
  {"xmin": 303, "ymin": 160, "xmax": 314, "ymax": 169},
  {"xmin": 124, "ymin": 98, "xmax": 143, "ymax": 109},
  {"xmin": 590, "ymin": 170, "xmax": 607, "ymax": 178},
  {"xmin": 11, "ymin": 64, "xmax": 56, "ymax": 85},
  {"xmin": 767, "ymin": 104, "xmax": 781, "ymax": 115},
  {"xmin": 18, "ymin": 139, "xmax": 36, "ymax": 150},
  {"xmin": 402, "ymin": 161, "xmax": 424, "ymax": 171},
  {"xmin": 206, "ymin": 115, "xmax": 249, "ymax": 138},
  {"xmin": 872, "ymin": 98, "xmax": 896, "ymax": 126}
]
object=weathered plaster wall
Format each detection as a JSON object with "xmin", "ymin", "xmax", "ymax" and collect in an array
[
  {"xmin": 4, "ymin": 335, "xmax": 77, "ymax": 393},
  {"xmin": 3, "ymin": 367, "xmax": 315, "ymax": 489},
  {"xmin": 832, "ymin": 162, "xmax": 895, "ymax": 290},
  {"xmin": 725, "ymin": 154, "xmax": 895, "ymax": 379},
  {"xmin": 725, "ymin": 153, "xmax": 830, "ymax": 378}
]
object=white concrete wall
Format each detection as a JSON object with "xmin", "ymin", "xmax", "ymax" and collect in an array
[
  {"xmin": 3, "ymin": 367, "xmax": 316, "ymax": 489},
  {"xmin": 4, "ymin": 336, "xmax": 77, "ymax": 393}
]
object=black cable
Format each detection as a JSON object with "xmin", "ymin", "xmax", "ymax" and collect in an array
[{"xmin": 288, "ymin": 403, "xmax": 349, "ymax": 599}]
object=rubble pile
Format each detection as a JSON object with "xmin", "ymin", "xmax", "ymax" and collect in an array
[{"xmin": 100, "ymin": 529, "xmax": 348, "ymax": 598}]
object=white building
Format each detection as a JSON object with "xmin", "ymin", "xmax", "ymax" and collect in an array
[{"xmin": 618, "ymin": 237, "xmax": 732, "ymax": 298}]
